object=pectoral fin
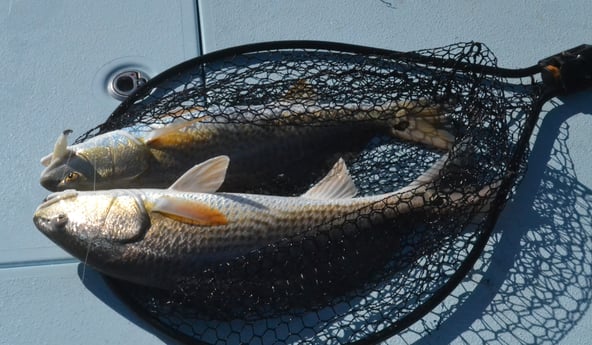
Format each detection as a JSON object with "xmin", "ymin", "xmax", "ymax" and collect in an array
[
  {"xmin": 169, "ymin": 156, "xmax": 230, "ymax": 193},
  {"xmin": 144, "ymin": 116, "xmax": 210, "ymax": 149},
  {"xmin": 152, "ymin": 196, "xmax": 228, "ymax": 226},
  {"xmin": 301, "ymin": 158, "xmax": 358, "ymax": 199}
]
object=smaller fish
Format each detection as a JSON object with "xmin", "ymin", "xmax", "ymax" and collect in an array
[
  {"xmin": 39, "ymin": 83, "xmax": 455, "ymax": 193},
  {"xmin": 34, "ymin": 154, "xmax": 498, "ymax": 289}
]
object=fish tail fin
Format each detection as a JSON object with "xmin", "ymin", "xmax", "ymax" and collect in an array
[{"xmin": 388, "ymin": 99, "xmax": 455, "ymax": 150}]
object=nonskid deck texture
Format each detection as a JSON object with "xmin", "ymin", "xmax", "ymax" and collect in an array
[{"xmin": 3, "ymin": 1, "xmax": 592, "ymax": 345}]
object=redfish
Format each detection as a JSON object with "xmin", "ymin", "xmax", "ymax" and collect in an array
[
  {"xmin": 39, "ymin": 94, "xmax": 453, "ymax": 193},
  {"xmin": 33, "ymin": 154, "xmax": 496, "ymax": 289}
]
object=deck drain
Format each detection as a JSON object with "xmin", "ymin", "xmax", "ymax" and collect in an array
[{"xmin": 108, "ymin": 70, "xmax": 149, "ymax": 100}]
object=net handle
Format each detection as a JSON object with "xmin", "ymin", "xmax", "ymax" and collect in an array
[{"xmin": 539, "ymin": 44, "xmax": 592, "ymax": 95}]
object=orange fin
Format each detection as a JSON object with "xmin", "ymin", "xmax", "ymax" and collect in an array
[
  {"xmin": 169, "ymin": 156, "xmax": 229, "ymax": 193},
  {"xmin": 152, "ymin": 196, "xmax": 228, "ymax": 226},
  {"xmin": 144, "ymin": 117, "xmax": 209, "ymax": 149},
  {"xmin": 145, "ymin": 131, "xmax": 197, "ymax": 149},
  {"xmin": 301, "ymin": 158, "xmax": 357, "ymax": 199}
]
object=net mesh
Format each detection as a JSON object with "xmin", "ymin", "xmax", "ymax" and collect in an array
[{"xmin": 78, "ymin": 42, "xmax": 546, "ymax": 344}]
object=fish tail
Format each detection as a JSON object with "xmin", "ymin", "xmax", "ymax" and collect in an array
[
  {"xmin": 389, "ymin": 99, "xmax": 455, "ymax": 150},
  {"xmin": 386, "ymin": 178, "xmax": 501, "ymax": 219},
  {"xmin": 439, "ymin": 179, "xmax": 502, "ymax": 211}
]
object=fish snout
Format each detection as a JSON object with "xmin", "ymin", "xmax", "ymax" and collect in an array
[
  {"xmin": 34, "ymin": 190, "xmax": 78, "ymax": 234},
  {"xmin": 33, "ymin": 212, "xmax": 68, "ymax": 234},
  {"xmin": 40, "ymin": 170, "xmax": 60, "ymax": 192}
]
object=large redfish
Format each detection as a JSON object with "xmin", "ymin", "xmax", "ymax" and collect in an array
[{"xmin": 33, "ymin": 154, "xmax": 496, "ymax": 289}]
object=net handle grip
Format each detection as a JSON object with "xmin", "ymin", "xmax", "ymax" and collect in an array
[{"xmin": 539, "ymin": 44, "xmax": 592, "ymax": 94}]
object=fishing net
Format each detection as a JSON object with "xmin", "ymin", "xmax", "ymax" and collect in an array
[{"xmin": 76, "ymin": 41, "xmax": 590, "ymax": 344}]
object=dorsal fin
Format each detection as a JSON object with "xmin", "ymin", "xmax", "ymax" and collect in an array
[
  {"xmin": 152, "ymin": 196, "xmax": 228, "ymax": 226},
  {"xmin": 169, "ymin": 156, "xmax": 230, "ymax": 193},
  {"xmin": 43, "ymin": 129, "xmax": 72, "ymax": 166},
  {"xmin": 301, "ymin": 158, "xmax": 358, "ymax": 200},
  {"xmin": 144, "ymin": 116, "xmax": 210, "ymax": 149},
  {"xmin": 280, "ymin": 79, "xmax": 317, "ymax": 104}
]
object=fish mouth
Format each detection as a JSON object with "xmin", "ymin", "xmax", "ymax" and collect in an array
[
  {"xmin": 33, "ymin": 190, "xmax": 77, "ymax": 233},
  {"xmin": 33, "ymin": 212, "xmax": 68, "ymax": 234},
  {"xmin": 39, "ymin": 169, "xmax": 60, "ymax": 192}
]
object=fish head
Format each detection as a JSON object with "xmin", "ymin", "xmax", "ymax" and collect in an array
[
  {"xmin": 39, "ymin": 150, "xmax": 95, "ymax": 191},
  {"xmin": 33, "ymin": 189, "xmax": 151, "ymax": 260},
  {"xmin": 40, "ymin": 130, "xmax": 151, "ymax": 191}
]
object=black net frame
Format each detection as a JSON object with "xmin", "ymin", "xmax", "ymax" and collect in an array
[{"xmin": 72, "ymin": 41, "xmax": 591, "ymax": 344}]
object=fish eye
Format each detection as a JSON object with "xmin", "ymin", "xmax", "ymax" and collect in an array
[{"xmin": 63, "ymin": 172, "xmax": 80, "ymax": 184}]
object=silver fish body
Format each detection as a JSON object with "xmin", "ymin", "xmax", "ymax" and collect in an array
[
  {"xmin": 33, "ymin": 155, "xmax": 495, "ymax": 289},
  {"xmin": 40, "ymin": 99, "xmax": 453, "ymax": 193}
]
